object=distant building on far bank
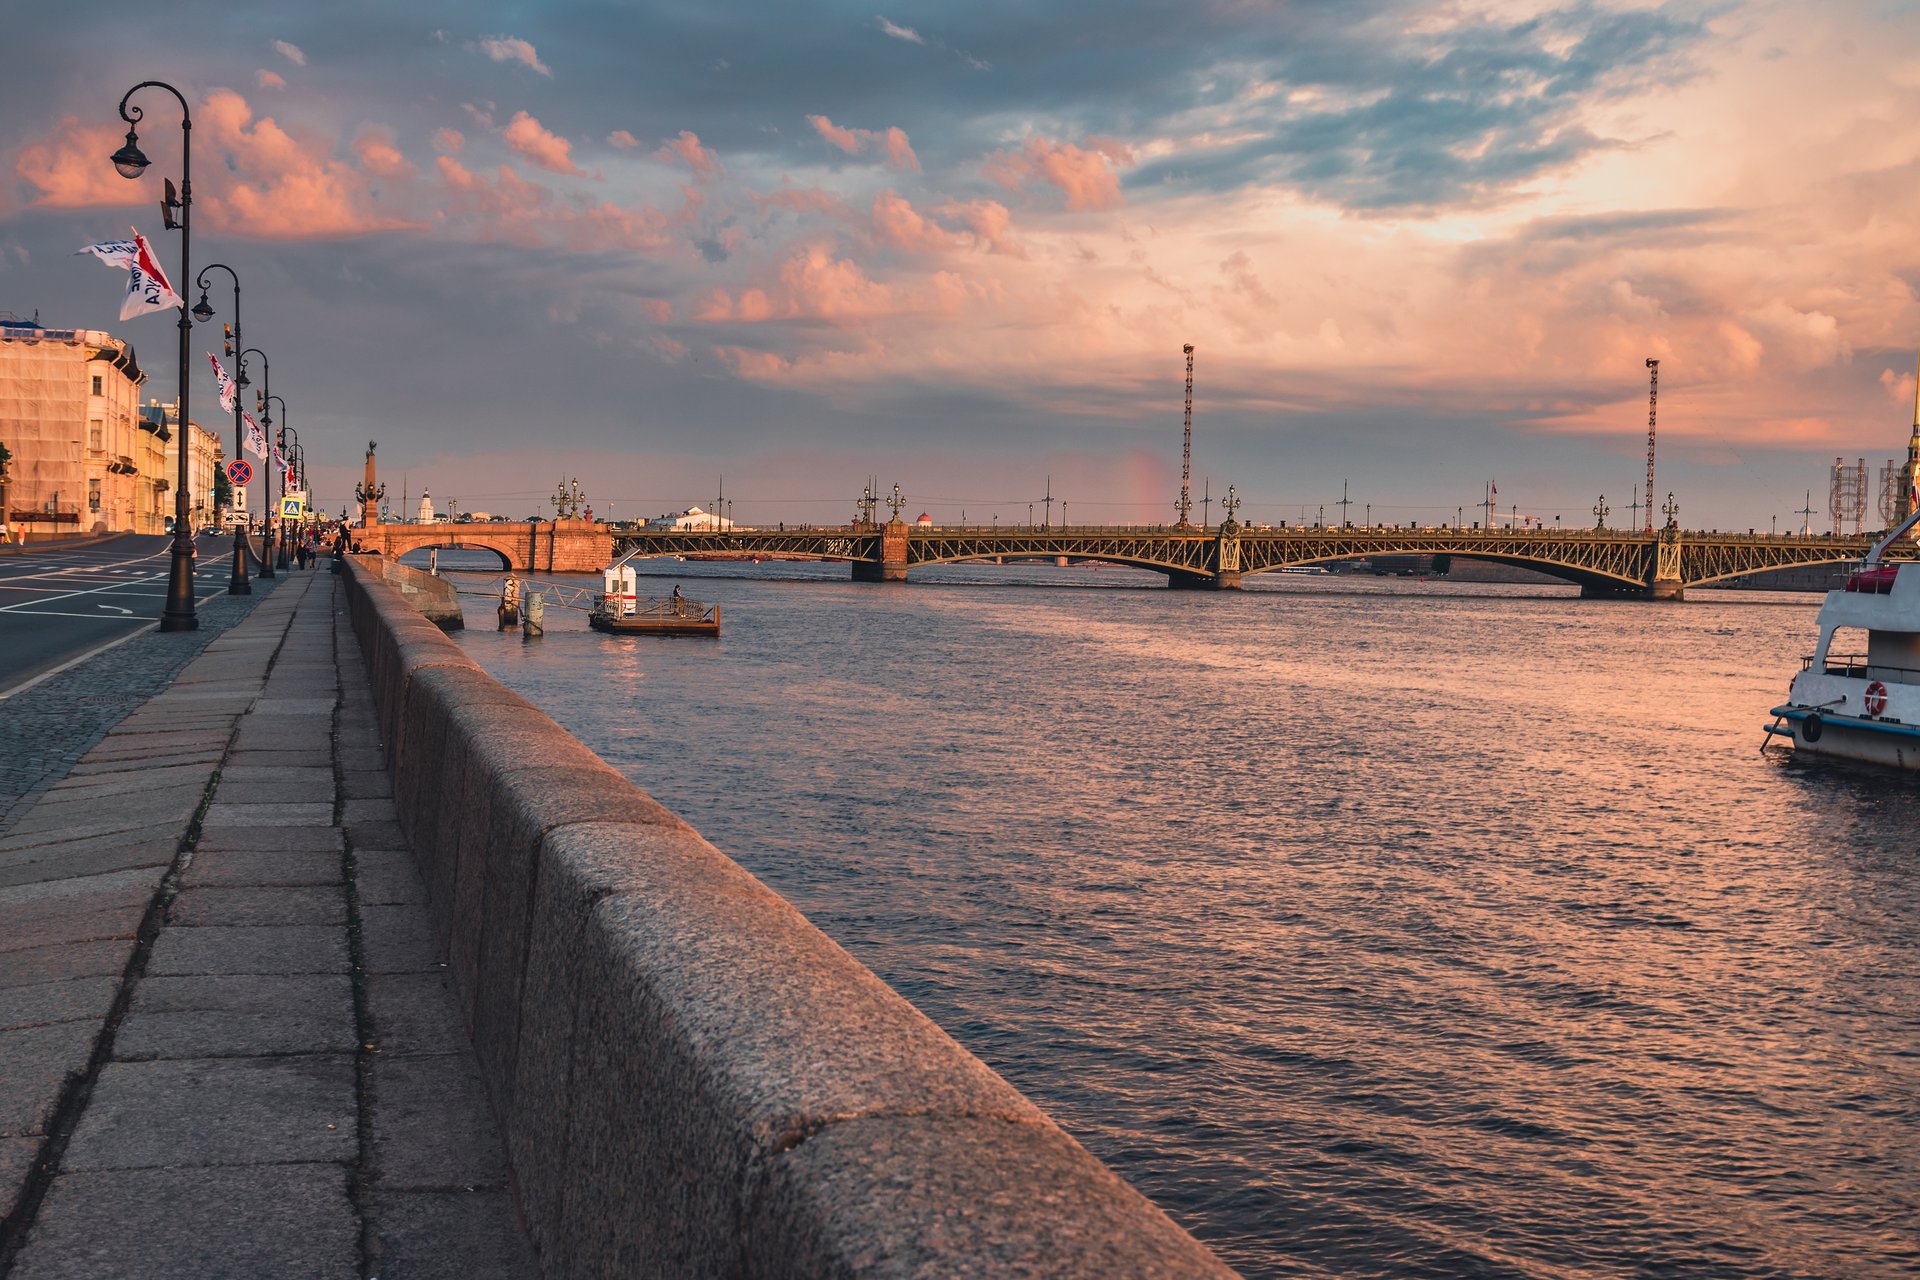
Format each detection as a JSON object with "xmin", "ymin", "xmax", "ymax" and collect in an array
[{"xmin": 646, "ymin": 505, "xmax": 738, "ymax": 531}]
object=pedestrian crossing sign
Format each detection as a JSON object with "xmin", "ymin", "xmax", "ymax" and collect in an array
[{"xmin": 280, "ymin": 496, "xmax": 306, "ymax": 520}]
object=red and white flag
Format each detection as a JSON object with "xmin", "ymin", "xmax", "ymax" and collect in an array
[
  {"xmin": 1490, "ymin": 479, "xmax": 1499, "ymax": 496},
  {"xmin": 75, "ymin": 229, "xmax": 183, "ymax": 320},
  {"xmin": 208, "ymin": 353, "xmax": 238, "ymax": 414},
  {"xmin": 242, "ymin": 411, "xmax": 269, "ymax": 460}
]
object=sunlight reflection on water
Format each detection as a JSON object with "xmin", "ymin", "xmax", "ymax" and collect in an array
[{"xmin": 451, "ymin": 557, "xmax": 1919, "ymax": 1279}]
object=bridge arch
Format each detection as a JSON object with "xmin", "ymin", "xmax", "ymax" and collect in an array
[{"xmin": 398, "ymin": 542, "xmax": 513, "ymax": 571}]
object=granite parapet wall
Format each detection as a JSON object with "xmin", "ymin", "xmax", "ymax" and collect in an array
[{"xmin": 339, "ymin": 556, "xmax": 1233, "ymax": 1278}]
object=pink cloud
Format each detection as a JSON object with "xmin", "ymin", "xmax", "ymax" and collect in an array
[
  {"xmin": 806, "ymin": 115, "xmax": 919, "ymax": 171},
  {"xmin": 434, "ymin": 155, "xmax": 670, "ymax": 253},
  {"xmin": 654, "ymin": 130, "xmax": 720, "ymax": 176},
  {"xmin": 936, "ymin": 198, "xmax": 1022, "ymax": 257},
  {"xmin": 503, "ymin": 110, "xmax": 584, "ymax": 176},
  {"xmin": 14, "ymin": 118, "xmax": 144, "ymax": 210},
  {"xmin": 751, "ymin": 182, "xmax": 854, "ymax": 220},
  {"xmin": 608, "ymin": 130, "xmax": 639, "ymax": 150},
  {"xmin": 14, "ymin": 95, "xmax": 421, "ymax": 238},
  {"xmin": 985, "ymin": 135, "xmax": 1133, "ymax": 210},
  {"xmin": 353, "ymin": 128, "xmax": 414, "ymax": 180},
  {"xmin": 871, "ymin": 191, "xmax": 960, "ymax": 253},
  {"xmin": 809, "ymin": 115, "xmax": 863, "ymax": 154},
  {"xmin": 194, "ymin": 91, "xmax": 425, "ymax": 237},
  {"xmin": 433, "ymin": 128, "xmax": 464, "ymax": 154},
  {"xmin": 640, "ymin": 298, "xmax": 674, "ymax": 323},
  {"xmin": 880, "ymin": 128, "xmax": 919, "ymax": 172},
  {"xmin": 256, "ymin": 70, "xmax": 286, "ymax": 90}
]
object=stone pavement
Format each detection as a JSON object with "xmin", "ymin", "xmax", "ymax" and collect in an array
[{"xmin": 0, "ymin": 569, "xmax": 536, "ymax": 1277}]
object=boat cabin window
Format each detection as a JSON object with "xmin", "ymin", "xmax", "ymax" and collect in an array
[{"xmin": 1823, "ymin": 627, "xmax": 1868, "ymax": 675}]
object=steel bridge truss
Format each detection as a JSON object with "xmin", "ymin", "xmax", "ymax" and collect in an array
[{"xmin": 610, "ymin": 526, "xmax": 1889, "ymax": 592}]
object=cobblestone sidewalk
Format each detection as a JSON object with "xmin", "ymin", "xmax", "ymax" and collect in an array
[{"xmin": 0, "ymin": 570, "xmax": 535, "ymax": 1277}]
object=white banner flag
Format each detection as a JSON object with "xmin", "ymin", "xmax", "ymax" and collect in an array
[
  {"xmin": 75, "ymin": 229, "xmax": 183, "ymax": 320},
  {"xmin": 208, "ymin": 353, "xmax": 237, "ymax": 414},
  {"xmin": 242, "ymin": 411, "xmax": 268, "ymax": 460}
]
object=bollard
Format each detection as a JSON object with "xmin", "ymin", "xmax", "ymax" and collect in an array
[
  {"xmin": 498, "ymin": 576, "xmax": 522, "ymax": 631},
  {"xmin": 523, "ymin": 590, "xmax": 544, "ymax": 638}
]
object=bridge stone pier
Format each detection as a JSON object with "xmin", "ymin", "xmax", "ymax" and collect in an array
[
  {"xmin": 354, "ymin": 517, "xmax": 611, "ymax": 573},
  {"xmin": 850, "ymin": 519, "xmax": 910, "ymax": 581}
]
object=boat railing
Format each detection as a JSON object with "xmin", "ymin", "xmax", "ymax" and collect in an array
[
  {"xmin": 1807, "ymin": 653, "xmax": 1920, "ymax": 680},
  {"xmin": 632, "ymin": 596, "xmax": 717, "ymax": 623}
]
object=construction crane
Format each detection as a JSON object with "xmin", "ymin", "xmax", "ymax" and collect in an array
[
  {"xmin": 1644, "ymin": 358, "xmax": 1659, "ymax": 534},
  {"xmin": 1177, "ymin": 344, "xmax": 1195, "ymax": 528}
]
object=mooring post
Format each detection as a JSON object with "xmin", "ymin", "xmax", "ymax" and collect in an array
[
  {"xmin": 523, "ymin": 589, "xmax": 543, "ymax": 638},
  {"xmin": 498, "ymin": 576, "xmax": 521, "ymax": 630}
]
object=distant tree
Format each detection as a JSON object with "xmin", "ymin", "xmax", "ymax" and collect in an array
[
  {"xmin": 213, "ymin": 466, "xmax": 233, "ymax": 509},
  {"xmin": 1431, "ymin": 554, "xmax": 1452, "ymax": 576}
]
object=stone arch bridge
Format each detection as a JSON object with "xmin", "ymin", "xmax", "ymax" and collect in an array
[{"xmin": 354, "ymin": 518, "xmax": 610, "ymax": 573}]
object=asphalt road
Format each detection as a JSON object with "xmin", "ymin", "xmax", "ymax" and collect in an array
[{"xmin": 0, "ymin": 534, "xmax": 254, "ymax": 696}]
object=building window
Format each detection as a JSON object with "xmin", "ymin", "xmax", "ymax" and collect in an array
[
  {"xmin": 89, "ymin": 479, "xmax": 101, "ymax": 513},
  {"xmin": 91, "ymin": 374, "xmax": 103, "ymax": 396},
  {"xmin": 89, "ymin": 419, "xmax": 103, "ymax": 450}
]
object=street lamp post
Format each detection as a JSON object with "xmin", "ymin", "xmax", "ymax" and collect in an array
[
  {"xmin": 239, "ymin": 347, "xmax": 274, "ymax": 577},
  {"xmin": 268, "ymin": 398, "xmax": 292, "ymax": 569},
  {"xmin": 112, "ymin": 81, "xmax": 197, "ymax": 630},
  {"xmin": 192, "ymin": 263, "xmax": 250, "ymax": 594}
]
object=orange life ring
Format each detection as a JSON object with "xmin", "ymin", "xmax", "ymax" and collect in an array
[{"xmin": 1864, "ymin": 680, "xmax": 1889, "ymax": 716}]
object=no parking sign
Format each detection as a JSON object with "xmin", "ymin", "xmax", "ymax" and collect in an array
[{"xmin": 226, "ymin": 459, "xmax": 252, "ymax": 487}]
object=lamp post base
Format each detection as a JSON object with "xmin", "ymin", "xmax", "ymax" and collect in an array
[
  {"xmin": 228, "ymin": 524, "xmax": 252, "ymax": 595},
  {"xmin": 159, "ymin": 539, "xmax": 198, "ymax": 631},
  {"xmin": 258, "ymin": 528, "xmax": 276, "ymax": 579}
]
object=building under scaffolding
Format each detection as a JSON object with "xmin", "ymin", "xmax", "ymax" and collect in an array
[{"xmin": 1830, "ymin": 457, "xmax": 1867, "ymax": 536}]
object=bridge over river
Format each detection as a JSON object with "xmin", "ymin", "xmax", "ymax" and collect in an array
[
  {"xmin": 607, "ymin": 516, "xmax": 1889, "ymax": 600},
  {"xmin": 353, "ymin": 512, "xmax": 1887, "ymax": 599}
]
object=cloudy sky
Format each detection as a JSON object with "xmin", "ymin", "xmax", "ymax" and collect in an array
[{"xmin": 3, "ymin": 0, "xmax": 1919, "ymax": 530}]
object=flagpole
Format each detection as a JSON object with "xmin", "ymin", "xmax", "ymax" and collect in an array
[{"xmin": 113, "ymin": 81, "xmax": 198, "ymax": 630}]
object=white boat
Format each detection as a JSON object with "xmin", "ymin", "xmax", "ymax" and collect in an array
[{"xmin": 1768, "ymin": 507, "xmax": 1920, "ymax": 768}]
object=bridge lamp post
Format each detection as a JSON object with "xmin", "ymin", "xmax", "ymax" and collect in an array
[
  {"xmin": 111, "ymin": 80, "xmax": 198, "ymax": 631},
  {"xmin": 1028, "ymin": 503, "xmax": 1034, "ymax": 529}
]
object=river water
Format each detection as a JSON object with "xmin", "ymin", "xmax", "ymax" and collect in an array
[{"xmin": 443, "ymin": 557, "xmax": 1919, "ymax": 1279}]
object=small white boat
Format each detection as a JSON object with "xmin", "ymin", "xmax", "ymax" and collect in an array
[{"xmin": 1768, "ymin": 507, "xmax": 1920, "ymax": 768}]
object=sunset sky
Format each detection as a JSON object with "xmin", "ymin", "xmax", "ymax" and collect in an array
[{"xmin": 3, "ymin": 1, "xmax": 1919, "ymax": 530}]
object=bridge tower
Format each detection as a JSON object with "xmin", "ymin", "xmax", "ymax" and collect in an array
[
  {"xmin": 1176, "ymin": 344, "xmax": 1194, "ymax": 528},
  {"xmin": 1644, "ymin": 358, "xmax": 1659, "ymax": 534}
]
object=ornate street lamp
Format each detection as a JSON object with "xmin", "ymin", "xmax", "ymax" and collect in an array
[
  {"xmin": 112, "ymin": 81, "xmax": 196, "ymax": 630},
  {"xmin": 193, "ymin": 262, "xmax": 250, "ymax": 594},
  {"xmin": 239, "ymin": 348, "xmax": 274, "ymax": 576}
]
